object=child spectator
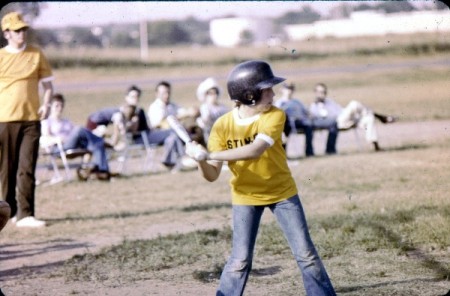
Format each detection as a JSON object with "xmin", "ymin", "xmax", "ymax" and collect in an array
[
  {"xmin": 196, "ymin": 77, "xmax": 229, "ymax": 142},
  {"xmin": 41, "ymin": 94, "xmax": 112, "ymax": 181}
]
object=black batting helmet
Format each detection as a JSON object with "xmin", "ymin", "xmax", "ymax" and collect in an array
[{"xmin": 227, "ymin": 60, "xmax": 285, "ymax": 105}]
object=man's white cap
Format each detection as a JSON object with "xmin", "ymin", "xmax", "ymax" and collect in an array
[{"xmin": 196, "ymin": 77, "xmax": 221, "ymax": 102}]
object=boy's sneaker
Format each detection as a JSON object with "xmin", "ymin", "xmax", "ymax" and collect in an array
[
  {"xmin": 10, "ymin": 216, "xmax": 17, "ymax": 224},
  {"xmin": 16, "ymin": 216, "xmax": 46, "ymax": 228}
]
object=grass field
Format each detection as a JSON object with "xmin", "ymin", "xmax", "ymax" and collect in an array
[{"xmin": 1, "ymin": 33, "xmax": 450, "ymax": 295}]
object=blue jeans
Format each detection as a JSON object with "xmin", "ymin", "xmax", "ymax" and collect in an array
[
  {"xmin": 312, "ymin": 118, "xmax": 339, "ymax": 154},
  {"xmin": 217, "ymin": 195, "xmax": 336, "ymax": 296},
  {"xmin": 56, "ymin": 126, "xmax": 109, "ymax": 172},
  {"xmin": 136, "ymin": 129, "xmax": 184, "ymax": 167},
  {"xmin": 284, "ymin": 117, "xmax": 314, "ymax": 156}
]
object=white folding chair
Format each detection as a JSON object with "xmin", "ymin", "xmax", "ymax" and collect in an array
[
  {"xmin": 115, "ymin": 131, "xmax": 158, "ymax": 174},
  {"xmin": 38, "ymin": 136, "xmax": 91, "ymax": 184}
]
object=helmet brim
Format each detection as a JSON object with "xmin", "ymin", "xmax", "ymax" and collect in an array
[{"xmin": 257, "ymin": 76, "xmax": 286, "ymax": 90}]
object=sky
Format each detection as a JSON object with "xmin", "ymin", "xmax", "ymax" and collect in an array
[{"xmin": 24, "ymin": 1, "xmax": 341, "ymax": 28}]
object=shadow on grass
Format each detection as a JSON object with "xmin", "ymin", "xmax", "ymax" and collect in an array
[
  {"xmin": 336, "ymin": 277, "xmax": 443, "ymax": 293},
  {"xmin": 252, "ymin": 265, "xmax": 282, "ymax": 277},
  {"xmin": 380, "ymin": 142, "xmax": 430, "ymax": 152},
  {"xmin": 44, "ymin": 202, "xmax": 230, "ymax": 224},
  {"xmin": 317, "ymin": 205, "xmax": 450, "ymax": 286},
  {"xmin": 0, "ymin": 239, "xmax": 92, "ymax": 262},
  {"xmin": 0, "ymin": 239, "xmax": 93, "ymax": 280},
  {"xmin": 362, "ymin": 219, "xmax": 450, "ymax": 281},
  {"xmin": 1, "ymin": 260, "xmax": 67, "ymax": 280},
  {"xmin": 192, "ymin": 264, "xmax": 282, "ymax": 283}
]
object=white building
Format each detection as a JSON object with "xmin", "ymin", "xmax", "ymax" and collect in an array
[
  {"xmin": 285, "ymin": 10, "xmax": 450, "ymax": 40},
  {"xmin": 210, "ymin": 17, "xmax": 273, "ymax": 48}
]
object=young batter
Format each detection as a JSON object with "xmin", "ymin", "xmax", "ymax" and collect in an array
[{"xmin": 186, "ymin": 61, "xmax": 336, "ymax": 296}]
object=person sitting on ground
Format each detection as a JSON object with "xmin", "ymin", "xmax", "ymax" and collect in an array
[
  {"xmin": 41, "ymin": 94, "xmax": 112, "ymax": 181},
  {"xmin": 196, "ymin": 77, "xmax": 229, "ymax": 142},
  {"xmin": 86, "ymin": 85, "xmax": 149, "ymax": 137},
  {"xmin": 309, "ymin": 82, "xmax": 396, "ymax": 153},
  {"xmin": 274, "ymin": 83, "xmax": 314, "ymax": 157}
]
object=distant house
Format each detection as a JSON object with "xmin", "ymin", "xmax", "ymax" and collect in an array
[
  {"xmin": 210, "ymin": 17, "xmax": 273, "ymax": 47},
  {"xmin": 285, "ymin": 10, "xmax": 450, "ymax": 40}
]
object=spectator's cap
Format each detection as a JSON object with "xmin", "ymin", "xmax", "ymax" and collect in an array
[
  {"xmin": 196, "ymin": 77, "xmax": 221, "ymax": 102},
  {"xmin": 1, "ymin": 12, "xmax": 29, "ymax": 32},
  {"xmin": 283, "ymin": 82, "xmax": 295, "ymax": 91}
]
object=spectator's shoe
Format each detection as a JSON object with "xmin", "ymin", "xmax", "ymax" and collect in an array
[
  {"xmin": 375, "ymin": 113, "xmax": 397, "ymax": 124},
  {"xmin": 76, "ymin": 164, "xmax": 98, "ymax": 181},
  {"xmin": 76, "ymin": 166, "xmax": 91, "ymax": 181},
  {"xmin": 96, "ymin": 171, "xmax": 111, "ymax": 181},
  {"xmin": 373, "ymin": 141, "xmax": 383, "ymax": 152},
  {"xmin": 16, "ymin": 216, "xmax": 46, "ymax": 228}
]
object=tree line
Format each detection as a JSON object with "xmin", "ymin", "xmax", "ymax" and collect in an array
[{"xmin": 1, "ymin": 2, "xmax": 447, "ymax": 48}]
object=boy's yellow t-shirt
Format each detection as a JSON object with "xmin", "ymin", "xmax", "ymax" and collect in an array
[
  {"xmin": 0, "ymin": 45, "xmax": 53, "ymax": 122},
  {"xmin": 208, "ymin": 106, "xmax": 298, "ymax": 206}
]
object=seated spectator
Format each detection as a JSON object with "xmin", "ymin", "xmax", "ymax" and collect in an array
[
  {"xmin": 41, "ymin": 94, "xmax": 112, "ymax": 181},
  {"xmin": 310, "ymin": 83, "xmax": 396, "ymax": 153},
  {"xmin": 108, "ymin": 104, "xmax": 139, "ymax": 151},
  {"xmin": 101, "ymin": 86, "xmax": 185, "ymax": 170},
  {"xmin": 86, "ymin": 85, "xmax": 148, "ymax": 137},
  {"xmin": 274, "ymin": 83, "xmax": 314, "ymax": 157},
  {"xmin": 148, "ymin": 81, "xmax": 199, "ymax": 129},
  {"xmin": 196, "ymin": 77, "xmax": 229, "ymax": 142}
]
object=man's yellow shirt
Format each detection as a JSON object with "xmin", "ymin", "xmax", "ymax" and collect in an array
[{"xmin": 0, "ymin": 45, "xmax": 53, "ymax": 122}]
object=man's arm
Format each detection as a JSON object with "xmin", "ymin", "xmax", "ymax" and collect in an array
[{"xmin": 39, "ymin": 81, "xmax": 54, "ymax": 120}]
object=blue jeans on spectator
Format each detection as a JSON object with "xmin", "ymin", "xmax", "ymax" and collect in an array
[
  {"xmin": 56, "ymin": 126, "xmax": 109, "ymax": 172},
  {"xmin": 284, "ymin": 117, "xmax": 314, "ymax": 156},
  {"xmin": 312, "ymin": 118, "xmax": 339, "ymax": 154},
  {"xmin": 137, "ymin": 129, "xmax": 184, "ymax": 167},
  {"xmin": 217, "ymin": 195, "xmax": 336, "ymax": 296}
]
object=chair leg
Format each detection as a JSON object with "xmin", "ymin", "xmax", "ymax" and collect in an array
[
  {"xmin": 143, "ymin": 146, "xmax": 158, "ymax": 173},
  {"xmin": 49, "ymin": 154, "xmax": 64, "ymax": 184}
]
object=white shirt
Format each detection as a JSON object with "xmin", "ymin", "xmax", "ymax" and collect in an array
[
  {"xmin": 148, "ymin": 98, "xmax": 179, "ymax": 128},
  {"xmin": 41, "ymin": 117, "xmax": 74, "ymax": 142}
]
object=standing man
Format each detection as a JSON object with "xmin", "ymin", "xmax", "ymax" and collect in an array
[{"xmin": 0, "ymin": 12, "xmax": 54, "ymax": 227}]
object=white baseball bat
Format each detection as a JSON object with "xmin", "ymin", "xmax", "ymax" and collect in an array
[{"xmin": 166, "ymin": 115, "xmax": 192, "ymax": 144}]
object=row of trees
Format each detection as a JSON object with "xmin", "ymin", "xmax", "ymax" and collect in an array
[
  {"xmin": 34, "ymin": 18, "xmax": 210, "ymax": 48},
  {"xmin": 1, "ymin": 2, "xmax": 448, "ymax": 48}
]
